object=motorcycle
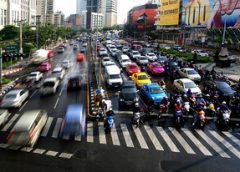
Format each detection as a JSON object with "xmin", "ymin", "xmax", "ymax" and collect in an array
[
  {"xmin": 158, "ymin": 104, "xmax": 167, "ymax": 119},
  {"xmin": 104, "ymin": 115, "xmax": 114, "ymax": 133},
  {"xmin": 206, "ymin": 103, "xmax": 216, "ymax": 117},
  {"xmin": 96, "ymin": 107, "xmax": 104, "ymax": 121},
  {"xmin": 174, "ymin": 110, "xmax": 184, "ymax": 128},
  {"xmin": 132, "ymin": 112, "xmax": 143, "ymax": 127},
  {"xmin": 188, "ymin": 95, "xmax": 196, "ymax": 107},
  {"xmin": 216, "ymin": 110, "xmax": 231, "ymax": 130},
  {"xmin": 182, "ymin": 101, "xmax": 190, "ymax": 116}
]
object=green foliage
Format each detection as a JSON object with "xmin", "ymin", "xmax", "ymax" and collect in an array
[
  {"xmin": 23, "ymin": 43, "xmax": 36, "ymax": 55},
  {"xmin": 0, "ymin": 25, "xmax": 19, "ymax": 41},
  {"xmin": 2, "ymin": 78, "xmax": 11, "ymax": 85},
  {"xmin": 2, "ymin": 60, "xmax": 18, "ymax": 69}
]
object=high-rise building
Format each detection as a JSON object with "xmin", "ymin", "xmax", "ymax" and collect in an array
[
  {"xmin": 46, "ymin": 0, "xmax": 54, "ymax": 24},
  {"xmin": 29, "ymin": 0, "xmax": 37, "ymax": 25},
  {"xmin": 0, "ymin": 0, "xmax": 7, "ymax": 30},
  {"xmin": 86, "ymin": 0, "xmax": 98, "ymax": 29},
  {"xmin": 36, "ymin": 0, "xmax": 47, "ymax": 24},
  {"xmin": 105, "ymin": 0, "xmax": 117, "ymax": 27},
  {"xmin": 66, "ymin": 14, "xmax": 81, "ymax": 30},
  {"xmin": 76, "ymin": 0, "xmax": 87, "ymax": 15},
  {"xmin": 54, "ymin": 11, "xmax": 64, "ymax": 27}
]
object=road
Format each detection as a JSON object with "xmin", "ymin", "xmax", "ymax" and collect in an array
[{"xmin": 0, "ymin": 41, "xmax": 240, "ymax": 172}]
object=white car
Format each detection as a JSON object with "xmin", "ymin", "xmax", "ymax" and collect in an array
[
  {"xmin": 173, "ymin": 78, "xmax": 201, "ymax": 95},
  {"xmin": 137, "ymin": 56, "xmax": 149, "ymax": 65},
  {"xmin": 0, "ymin": 109, "xmax": 9, "ymax": 126},
  {"xmin": 99, "ymin": 48, "xmax": 108, "ymax": 56},
  {"xmin": 52, "ymin": 67, "xmax": 65, "ymax": 80},
  {"xmin": 192, "ymin": 50, "xmax": 209, "ymax": 57},
  {"xmin": 101, "ymin": 57, "xmax": 112, "ymax": 67},
  {"xmin": 62, "ymin": 60, "xmax": 71, "ymax": 69},
  {"xmin": 105, "ymin": 61, "xmax": 116, "ymax": 67},
  {"xmin": 110, "ymin": 48, "xmax": 118, "ymax": 57},
  {"xmin": 120, "ymin": 58, "xmax": 131, "ymax": 68},
  {"xmin": 178, "ymin": 68, "xmax": 201, "ymax": 81},
  {"xmin": 82, "ymin": 42, "xmax": 87, "ymax": 47},
  {"xmin": 40, "ymin": 77, "xmax": 60, "ymax": 96},
  {"xmin": 130, "ymin": 51, "xmax": 141, "ymax": 60},
  {"xmin": 122, "ymin": 47, "xmax": 129, "ymax": 53},
  {"xmin": 0, "ymin": 89, "xmax": 29, "ymax": 108},
  {"xmin": 27, "ymin": 71, "xmax": 43, "ymax": 82},
  {"xmin": 146, "ymin": 53, "xmax": 157, "ymax": 61}
]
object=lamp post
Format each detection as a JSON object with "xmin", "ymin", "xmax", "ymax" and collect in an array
[{"xmin": 142, "ymin": 13, "xmax": 148, "ymax": 42}]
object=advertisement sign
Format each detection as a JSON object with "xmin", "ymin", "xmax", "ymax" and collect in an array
[
  {"xmin": 181, "ymin": 0, "xmax": 240, "ymax": 28},
  {"xmin": 159, "ymin": 0, "xmax": 180, "ymax": 26}
]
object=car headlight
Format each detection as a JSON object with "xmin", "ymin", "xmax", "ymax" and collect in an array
[{"xmin": 120, "ymin": 99, "xmax": 124, "ymax": 101}]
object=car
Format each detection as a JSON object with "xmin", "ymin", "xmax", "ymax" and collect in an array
[
  {"xmin": 76, "ymin": 53, "xmax": 84, "ymax": 62},
  {"xmin": 125, "ymin": 63, "xmax": 141, "ymax": 75},
  {"xmin": 26, "ymin": 71, "xmax": 43, "ymax": 82},
  {"xmin": 120, "ymin": 58, "xmax": 131, "ymax": 68},
  {"xmin": 0, "ymin": 109, "xmax": 9, "ymax": 126},
  {"xmin": 178, "ymin": 68, "xmax": 201, "ymax": 82},
  {"xmin": 147, "ymin": 62, "xmax": 165, "ymax": 75},
  {"xmin": 139, "ymin": 48, "xmax": 150, "ymax": 56},
  {"xmin": 165, "ymin": 61, "xmax": 180, "ymax": 72},
  {"xmin": 62, "ymin": 60, "xmax": 71, "ymax": 69},
  {"xmin": 101, "ymin": 57, "xmax": 112, "ymax": 67},
  {"xmin": 136, "ymin": 56, "xmax": 149, "ymax": 65},
  {"xmin": 146, "ymin": 52, "xmax": 157, "ymax": 61},
  {"xmin": 130, "ymin": 72, "xmax": 151, "ymax": 89},
  {"xmin": 156, "ymin": 56, "xmax": 168, "ymax": 64},
  {"xmin": 173, "ymin": 78, "xmax": 201, "ymax": 95},
  {"xmin": 110, "ymin": 48, "xmax": 118, "ymax": 57},
  {"xmin": 67, "ymin": 76, "xmax": 82, "ymax": 90},
  {"xmin": 192, "ymin": 50, "xmax": 209, "ymax": 57},
  {"xmin": 73, "ymin": 44, "xmax": 79, "ymax": 50},
  {"xmin": 140, "ymin": 83, "xmax": 167, "ymax": 104},
  {"xmin": 6, "ymin": 110, "xmax": 48, "ymax": 147},
  {"xmin": 40, "ymin": 77, "xmax": 60, "ymax": 96},
  {"xmin": 80, "ymin": 47, "xmax": 86, "ymax": 53},
  {"xmin": 82, "ymin": 42, "xmax": 87, "ymax": 47},
  {"xmin": 129, "ymin": 50, "xmax": 141, "ymax": 61},
  {"xmin": 0, "ymin": 89, "xmax": 29, "ymax": 108},
  {"xmin": 52, "ymin": 67, "xmax": 65, "ymax": 80},
  {"xmin": 104, "ymin": 61, "xmax": 116, "ymax": 67},
  {"xmin": 119, "ymin": 81, "xmax": 138, "ymax": 106},
  {"xmin": 58, "ymin": 47, "xmax": 64, "ymax": 53},
  {"xmin": 99, "ymin": 48, "xmax": 108, "ymax": 57},
  {"xmin": 122, "ymin": 47, "xmax": 129, "ymax": 53},
  {"xmin": 37, "ymin": 62, "xmax": 51, "ymax": 72}
]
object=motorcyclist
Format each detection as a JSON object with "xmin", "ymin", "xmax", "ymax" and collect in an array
[
  {"xmin": 104, "ymin": 107, "xmax": 114, "ymax": 128},
  {"xmin": 102, "ymin": 99, "xmax": 112, "ymax": 116},
  {"xmin": 193, "ymin": 110, "xmax": 205, "ymax": 126},
  {"xmin": 175, "ymin": 101, "xmax": 182, "ymax": 111},
  {"xmin": 186, "ymin": 88, "xmax": 193, "ymax": 97},
  {"xmin": 133, "ymin": 102, "xmax": 141, "ymax": 113},
  {"xmin": 159, "ymin": 96, "xmax": 169, "ymax": 113},
  {"xmin": 158, "ymin": 79, "xmax": 166, "ymax": 89},
  {"xmin": 217, "ymin": 101, "xmax": 229, "ymax": 112},
  {"xmin": 196, "ymin": 94, "xmax": 206, "ymax": 109}
]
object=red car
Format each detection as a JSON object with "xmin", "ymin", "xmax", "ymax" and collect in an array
[
  {"xmin": 76, "ymin": 53, "xmax": 84, "ymax": 62},
  {"xmin": 147, "ymin": 62, "xmax": 165, "ymax": 75},
  {"xmin": 125, "ymin": 63, "xmax": 141, "ymax": 75},
  {"xmin": 37, "ymin": 62, "xmax": 51, "ymax": 72}
]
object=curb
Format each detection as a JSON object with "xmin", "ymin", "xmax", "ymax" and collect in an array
[
  {"xmin": 88, "ymin": 81, "xmax": 97, "ymax": 118},
  {"xmin": 2, "ymin": 68, "xmax": 24, "ymax": 77}
]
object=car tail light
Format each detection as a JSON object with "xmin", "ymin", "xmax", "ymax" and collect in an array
[
  {"xmin": 6, "ymin": 129, "xmax": 15, "ymax": 143},
  {"xmin": 68, "ymin": 83, "xmax": 71, "ymax": 87},
  {"xmin": 78, "ymin": 82, "xmax": 81, "ymax": 87}
]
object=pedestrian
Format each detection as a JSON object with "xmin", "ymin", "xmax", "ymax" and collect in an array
[{"xmin": 193, "ymin": 51, "xmax": 197, "ymax": 64}]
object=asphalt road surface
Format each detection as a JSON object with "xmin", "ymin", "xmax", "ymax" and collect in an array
[{"xmin": 0, "ymin": 42, "xmax": 240, "ymax": 172}]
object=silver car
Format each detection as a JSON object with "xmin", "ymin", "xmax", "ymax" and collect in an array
[
  {"xmin": 0, "ymin": 89, "xmax": 29, "ymax": 108},
  {"xmin": 0, "ymin": 109, "xmax": 9, "ymax": 126}
]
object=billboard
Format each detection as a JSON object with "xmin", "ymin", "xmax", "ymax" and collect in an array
[
  {"xmin": 181, "ymin": 0, "xmax": 240, "ymax": 28},
  {"xmin": 160, "ymin": 0, "xmax": 180, "ymax": 26}
]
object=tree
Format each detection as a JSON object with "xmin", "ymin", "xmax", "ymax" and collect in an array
[{"xmin": 0, "ymin": 25, "xmax": 19, "ymax": 41}]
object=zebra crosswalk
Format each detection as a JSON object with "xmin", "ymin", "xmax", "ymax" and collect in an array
[{"xmin": 1, "ymin": 115, "xmax": 240, "ymax": 159}]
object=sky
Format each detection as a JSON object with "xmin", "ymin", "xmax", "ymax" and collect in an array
[{"xmin": 54, "ymin": 0, "xmax": 149, "ymax": 24}]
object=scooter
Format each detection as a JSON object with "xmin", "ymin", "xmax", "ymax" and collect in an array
[
  {"xmin": 158, "ymin": 104, "xmax": 167, "ymax": 119},
  {"xmin": 132, "ymin": 112, "xmax": 143, "ymax": 128},
  {"xmin": 216, "ymin": 110, "xmax": 231, "ymax": 130},
  {"xmin": 104, "ymin": 115, "xmax": 114, "ymax": 133},
  {"xmin": 193, "ymin": 111, "xmax": 206, "ymax": 129},
  {"xmin": 174, "ymin": 110, "xmax": 184, "ymax": 129}
]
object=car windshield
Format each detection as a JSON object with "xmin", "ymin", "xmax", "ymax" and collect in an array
[
  {"xmin": 122, "ymin": 59, "xmax": 130, "ymax": 63},
  {"xmin": 133, "ymin": 52, "xmax": 139, "ymax": 55},
  {"xmin": 122, "ymin": 86, "xmax": 137, "ymax": 93},
  {"xmin": 43, "ymin": 81, "xmax": 55, "ymax": 87},
  {"xmin": 103, "ymin": 59, "xmax": 110, "ymax": 61},
  {"xmin": 187, "ymin": 70, "xmax": 197, "ymax": 75},
  {"xmin": 138, "ymin": 75, "xmax": 148, "ymax": 80},
  {"xmin": 29, "ymin": 73, "xmax": 37, "ymax": 76},
  {"xmin": 52, "ymin": 70, "xmax": 61, "ymax": 73},
  {"xmin": 150, "ymin": 87, "xmax": 163, "ymax": 94},
  {"xmin": 152, "ymin": 63, "xmax": 161, "ymax": 68},
  {"xmin": 185, "ymin": 82, "xmax": 196, "ymax": 88},
  {"xmin": 148, "ymin": 54, "xmax": 154, "ymax": 56},
  {"xmin": 109, "ymin": 74, "xmax": 120, "ymax": 79},
  {"xmin": 140, "ymin": 57, "xmax": 147, "ymax": 60},
  {"xmin": 216, "ymin": 82, "xmax": 230, "ymax": 89},
  {"xmin": 5, "ymin": 94, "xmax": 17, "ymax": 99},
  {"xmin": 129, "ymin": 65, "xmax": 137, "ymax": 69}
]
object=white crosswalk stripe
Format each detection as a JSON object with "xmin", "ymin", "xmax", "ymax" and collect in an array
[
  {"xmin": 144, "ymin": 125, "xmax": 164, "ymax": 151},
  {"xmin": 120, "ymin": 123, "xmax": 134, "ymax": 148},
  {"xmin": 209, "ymin": 130, "xmax": 240, "ymax": 159},
  {"xmin": 133, "ymin": 126, "xmax": 148, "ymax": 149},
  {"xmin": 181, "ymin": 128, "xmax": 212, "ymax": 156},
  {"xmin": 98, "ymin": 122, "xmax": 106, "ymax": 144},
  {"xmin": 87, "ymin": 122, "xmax": 94, "ymax": 143},
  {"xmin": 196, "ymin": 129, "xmax": 230, "ymax": 158},
  {"xmin": 74, "ymin": 135, "xmax": 82, "ymax": 142},
  {"xmin": 156, "ymin": 127, "xmax": 180, "ymax": 153},
  {"xmin": 41, "ymin": 117, "xmax": 53, "ymax": 136},
  {"xmin": 2, "ymin": 114, "xmax": 19, "ymax": 131},
  {"xmin": 110, "ymin": 123, "xmax": 120, "ymax": 146},
  {"xmin": 51, "ymin": 118, "xmax": 62, "ymax": 138},
  {"xmin": 169, "ymin": 127, "xmax": 195, "ymax": 154},
  {"xmin": 223, "ymin": 131, "xmax": 240, "ymax": 147}
]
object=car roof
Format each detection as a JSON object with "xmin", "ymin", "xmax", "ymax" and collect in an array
[
  {"xmin": 176, "ymin": 78, "xmax": 193, "ymax": 83},
  {"xmin": 53, "ymin": 67, "xmax": 63, "ymax": 72},
  {"xmin": 30, "ymin": 71, "xmax": 40, "ymax": 74},
  {"xmin": 65, "ymin": 104, "xmax": 83, "ymax": 122},
  {"xmin": 182, "ymin": 68, "xmax": 195, "ymax": 71},
  {"xmin": 135, "ymin": 72, "xmax": 147, "ymax": 76},
  {"xmin": 144, "ymin": 83, "xmax": 160, "ymax": 88},
  {"xmin": 44, "ymin": 77, "xmax": 58, "ymax": 82},
  {"xmin": 6, "ymin": 89, "xmax": 24, "ymax": 95},
  {"xmin": 123, "ymin": 80, "xmax": 135, "ymax": 86}
]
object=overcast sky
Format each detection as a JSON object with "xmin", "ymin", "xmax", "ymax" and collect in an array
[{"xmin": 55, "ymin": 0, "xmax": 149, "ymax": 24}]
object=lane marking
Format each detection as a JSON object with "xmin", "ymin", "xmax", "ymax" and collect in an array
[
  {"xmin": 110, "ymin": 123, "xmax": 120, "ymax": 146},
  {"xmin": 45, "ymin": 150, "xmax": 58, "ymax": 157},
  {"xmin": 0, "ymin": 143, "xmax": 9, "ymax": 148},
  {"xmin": 51, "ymin": 118, "xmax": 63, "ymax": 138},
  {"xmin": 98, "ymin": 122, "xmax": 106, "ymax": 144},
  {"xmin": 181, "ymin": 128, "xmax": 212, "ymax": 156},
  {"xmin": 169, "ymin": 127, "xmax": 195, "ymax": 154},
  {"xmin": 21, "ymin": 147, "xmax": 33, "ymax": 152},
  {"xmin": 133, "ymin": 126, "xmax": 149, "ymax": 149},
  {"xmin": 63, "ymin": 134, "xmax": 70, "ymax": 140},
  {"xmin": 223, "ymin": 132, "xmax": 240, "ymax": 147},
  {"xmin": 74, "ymin": 135, "xmax": 82, "ymax": 142},
  {"xmin": 59, "ymin": 87, "xmax": 64, "ymax": 96},
  {"xmin": 59, "ymin": 152, "xmax": 72, "ymax": 159},
  {"xmin": 120, "ymin": 123, "xmax": 134, "ymax": 148},
  {"xmin": 30, "ymin": 90, "xmax": 37, "ymax": 99},
  {"xmin": 19, "ymin": 101, "xmax": 28, "ymax": 111},
  {"xmin": 54, "ymin": 98, "xmax": 59, "ymax": 109},
  {"xmin": 156, "ymin": 127, "xmax": 180, "ymax": 153},
  {"xmin": 196, "ymin": 129, "xmax": 230, "ymax": 158},
  {"xmin": 33, "ymin": 148, "xmax": 46, "ymax": 154},
  {"xmin": 2, "ymin": 114, "xmax": 19, "ymax": 131},
  {"xmin": 41, "ymin": 117, "xmax": 53, "ymax": 136},
  {"xmin": 144, "ymin": 125, "xmax": 163, "ymax": 151},
  {"xmin": 87, "ymin": 122, "xmax": 94, "ymax": 143},
  {"xmin": 8, "ymin": 145, "xmax": 20, "ymax": 150}
]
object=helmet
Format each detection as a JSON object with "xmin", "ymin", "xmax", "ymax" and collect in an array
[
  {"xmin": 205, "ymin": 94, "xmax": 210, "ymax": 97},
  {"xmin": 134, "ymin": 102, "xmax": 139, "ymax": 107},
  {"xmin": 209, "ymin": 103, "xmax": 215, "ymax": 111},
  {"xmin": 222, "ymin": 101, "xmax": 226, "ymax": 105},
  {"xmin": 183, "ymin": 94, "xmax": 187, "ymax": 98},
  {"xmin": 198, "ymin": 110, "xmax": 205, "ymax": 115},
  {"xmin": 96, "ymin": 89, "xmax": 101, "ymax": 95}
]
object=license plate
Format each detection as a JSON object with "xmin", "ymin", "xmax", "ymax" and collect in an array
[{"xmin": 126, "ymin": 101, "xmax": 132, "ymax": 105}]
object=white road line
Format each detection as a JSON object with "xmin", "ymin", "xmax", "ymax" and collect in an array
[
  {"xmin": 2, "ymin": 114, "xmax": 19, "ymax": 131},
  {"xmin": 63, "ymin": 134, "xmax": 70, "ymax": 140},
  {"xmin": 19, "ymin": 101, "xmax": 28, "ymax": 111},
  {"xmin": 54, "ymin": 98, "xmax": 59, "ymax": 109},
  {"xmin": 181, "ymin": 128, "xmax": 212, "ymax": 156},
  {"xmin": 120, "ymin": 123, "xmax": 134, "ymax": 148},
  {"xmin": 196, "ymin": 129, "xmax": 230, "ymax": 158},
  {"xmin": 74, "ymin": 135, "xmax": 82, "ymax": 142},
  {"xmin": 209, "ymin": 130, "xmax": 240, "ymax": 159},
  {"xmin": 8, "ymin": 146, "xmax": 20, "ymax": 150},
  {"xmin": 110, "ymin": 123, "xmax": 120, "ymax": 146},
  {"xmin": 169, "ymin": 127, "xmax": 195, "ymax": 154},
  {"xmin": 59, "ymin": 87, "xmax": 64, "ymax": 96},
  {"xmin": 156, "ymin": 127, "xmax": 180, "ymax": 153},
  {"xmin": 59, "ymin": 152, "xmax": 72, "ymax": 159},
  {"xmin": 41, "ymin": 117, "xmax": 53, "ymax": 136},
  {"xmin": 133, "ymin": 126, "xmax": 149, "ymax": 149},
  {"xmin": 21, "ymin": 147, "xmax": 33, "ymax": 152},
  {"xmin": 45, "ymin": 150, "xmax": 58, "ymax": 157},
  {"xmin": 51, "ymin": 118, "xmax": 63, "ymax": 138},
  {"xmin": 30, "ymin": 90, "xmax": 37, "ymax": 99},
  {"xmin": 223, "ymin": 132, "xmax": 240, "ymax": 147},
  {"xmin": 98, "ymin": 122, "xmax": 106, "ymax": 144},
  {"xmin": 87, "ymin": 122, "xmax": 94, "ymax": 143},
  {"xmin": 144, "ymin": 125, "xmax": 163, "ymax": 151},
  {"xmin": 0, "ymin": 143, "xmax": 9, "ymax": 148},
  {"xmin": 33, "ymin": 148, "xmax": 46, "ymax": 154}
]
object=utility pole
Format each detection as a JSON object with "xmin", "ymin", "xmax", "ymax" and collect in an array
[
  {"xmin": 15, "ymin": 20, "xmax": 26, "ymax": 53},
  {"xmin": 0, "ymin": 48, "xmax": 2, "ymax": 86}
]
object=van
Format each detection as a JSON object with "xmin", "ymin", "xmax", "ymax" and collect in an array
[
  {"xmin": 118, "ymin": 54, "xmax": 130, "ymax": 63},
  {"xmin": 60, "ymin": 104, "xmax": 86, "ymax": 139},
  {"xmin": 105, "ymin": 65, "xmax": 123, "ymax": 89},
  {"xmin": 7, "ymin": 110, "xmax": 48, "ymax": 147}
]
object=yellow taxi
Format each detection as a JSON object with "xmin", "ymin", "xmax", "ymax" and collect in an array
[{"xmin": 130, "ymin": 72, "xmax": 151, "ymax": 89}]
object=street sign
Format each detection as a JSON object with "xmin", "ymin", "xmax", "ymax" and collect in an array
[{"xmin": 5, "ymin": 45, "xmax": 18, "ymax": 53}]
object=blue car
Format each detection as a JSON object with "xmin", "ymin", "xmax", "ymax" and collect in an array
[{"xmin": 140, "ymin": 83, "xmax": 167, "ymax": 104}]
